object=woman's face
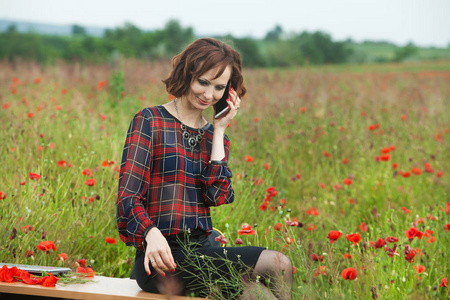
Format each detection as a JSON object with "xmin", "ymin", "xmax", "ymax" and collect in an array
[{"xmin": 185, "ymin": 65, "xmax": 232, "ymax": 110}]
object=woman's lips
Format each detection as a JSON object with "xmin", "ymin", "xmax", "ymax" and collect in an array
[{"xmin": 197, "ymin": 96, "xmax": 209, "ymax": 105}]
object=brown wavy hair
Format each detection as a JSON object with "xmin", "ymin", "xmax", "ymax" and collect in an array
[{"xmin": 162, "ymin": 38, "xmax": 246, "ymax": 98}]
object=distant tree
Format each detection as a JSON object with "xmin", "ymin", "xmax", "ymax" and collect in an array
[
  {"xmin": 229, "ymin": 37, "xmax": 265, "ymax": 67},
  {"xmin": 72, "ymin": 24, "xmax": 87, "ymax": 36},
  {"xmin": 294, "ymin": 31, "xmax": 352, "ymax": 64},
  {"xmin": 163, "ymin": 19, "xmax": 194, "ymax": 55},
  {"xmin": 265, "ymin": 25, "xmax": 283, "ymax": 41},
  {"xmin": 6, "ymin": 25, "xmax": 18, "ymax": 33},
  {"xmin": 393, "ymin": 42, "xmax": 417, "ymax": 62}
]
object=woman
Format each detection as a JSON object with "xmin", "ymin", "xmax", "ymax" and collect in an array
[{"xmin": 116, "ymin": 38, "xmax": 293, "ymax": 299}]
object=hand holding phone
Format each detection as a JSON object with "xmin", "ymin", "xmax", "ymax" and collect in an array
[{"xmin": 214, "ymin": 82, "xmax": 232, "ymax": 119}]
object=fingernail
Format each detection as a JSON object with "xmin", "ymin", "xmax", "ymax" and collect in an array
[
  {"xmin": 147, "ymin": 271, "xmax": 150, "ymax": 276},
  {"xmin": 161, "ymin": 273, "xmax": 166, "ymax": 277},
  {"xmin": 171, "ymin": 269, "xmax": 175, "ymax": 272},
  {"xmin": 174, "ymin": 264, "xmax": 177, "ymax": 268}
]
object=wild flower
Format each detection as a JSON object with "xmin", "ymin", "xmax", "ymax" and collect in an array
[
  {"xmin": 345, "ymin": 233, "xmax": 361, "ymax": 246},
  {"xmin": 327, "ymin": 230, "xmax": 342, "ymax": 243},
  {"xmin": 341, "ymin": 267, "xmax": 357, "ymax": 280}
]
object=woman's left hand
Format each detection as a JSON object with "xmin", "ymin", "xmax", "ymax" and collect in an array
[{"xmin": 213, "ymin": 88, "xmax": 241, "ymax": 131}]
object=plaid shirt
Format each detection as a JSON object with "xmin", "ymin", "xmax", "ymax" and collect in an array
[{"xmin": 116, "ymin": 105, "xmax": 234, "ymax": 251}]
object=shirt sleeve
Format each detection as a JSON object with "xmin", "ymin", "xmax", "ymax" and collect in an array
[
  {"xmin": 116, "ymin": 110, "xmax": 154, "ymax": 251},
  {"xmin": 200, "ymin": 135, "xmax": 235, "ymax": 206}
]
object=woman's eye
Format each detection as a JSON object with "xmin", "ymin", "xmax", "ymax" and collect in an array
[
  {"xmin": 198, "ymin": 80, "xmax": 208, "ymax": 86},
  {"xmin": 215, "ymin": 86, "xmax": 225, "ymax": 91}
]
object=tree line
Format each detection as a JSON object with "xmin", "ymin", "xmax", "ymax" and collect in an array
[{"xmin": 0, "ymin": 20, "xmax": 421, "ymax": 67}]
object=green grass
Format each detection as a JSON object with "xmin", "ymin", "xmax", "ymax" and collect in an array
[
  {"xmin": 350, "ymin": 43, "xmax": 450, "ymax": 63},
  {"xmin": 0, "ymin": 60, "xmax": 449, "ymax": 299}
]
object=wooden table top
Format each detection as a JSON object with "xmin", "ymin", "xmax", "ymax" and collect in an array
[{"xmin": 0, "ymin": 276, "xmax": 207, "ymax": 299}]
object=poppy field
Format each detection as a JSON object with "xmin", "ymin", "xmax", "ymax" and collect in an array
[{"xmin": 0, "ymin": 59, "xmax": 449, "ymax": 299}]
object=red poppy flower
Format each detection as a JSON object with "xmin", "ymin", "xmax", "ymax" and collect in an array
[
  {"xmin": 29, "ymin": 172, "xmax": 41, "ymax": 180},
  {"xmin": 273, "ymin": 223, "xmax": 282, "ymax": 231},
  {"xmin": 57, "ymin": 160, "xmax": 68, "ymax": 167},
  {"xmin": 306, "ymin": 207, "xmax": 319, "ymax": 216},
  {"xmin": 381, "ymin": 147, "xmax": 391, "ymax": 154},
  {"xmin": 404, "ymin": 246, "xmax": 416, "ymax": 263},
  {"xmin": 333, "ymin": 184, "xmax": 343, "ymax": 191},
  {"xmin": 21, "ymin": 225, "xmax": 34, "ymax": 233},
  {"xmin": 105, "ymin": 237, "xmax": 117, "ymax": 244},
  {"xmin": 318, "ymin": 183, "xmax": 325, "ymax": 189},
  {"xmin": 308, "ymin": 224, "xmax": 316, "ymax": 231},
  {"xmin": 243, "ymin": 155, "xmax": 254, "ymax": 162},
  {"xmin": 427, "ymin": 214, "xmax": 437, "ymax": 221},
  {"xmin": 101, "ymin": 160, "xmax": 114, "ymax": 167},
  {"xmin": 58, "ymin": 253, "xmax": 68, "ymax": 262},
  {"xmin": 411, "ymin": 167, "xmax": 422, "ymax": 175},
  {"xmin": 97, "ymin": 80, "xmax": 108, "ymax": 90},
  {"xmin": 343, "ymin": 253, "xmax": 353, "ymax": 259},
  {"xmin": 400, "ymin": 171, "xmax": 411, "ymax": 178},
  {"xmin": 84, "ymin": 178, "xmax": 96, "ymax": 186},
  {"xmin": 214, "ymin": 235, "xmax": 227, "ymax": 244},
  {"xmin": 345, "ymin": 233, "xmax": 361, "ymax": 246},
  {"xmin": 314, "ymin": 266, "xmax": 327, "ymax": 277},
  {"xmin": 238, "ymin": 224, "xmax": 256, "ymax": 235},
  {"xmin": 444, "ymin": 224, "xmax": 450, "ymax": 231},
  {"xmin": 440, "ymin": 278, "xmax": 448, "ymax": 287},
  {"xmin": 413, "ymin": 264, "xmax": 425, "ymax": 274},
  {"xmin": 370, "ymin": 238, "xmax": 386, "ymax": 249},
  {"xmin": 25, "ymin": 250, "xmax": 34, "ymax": 258},
  {"xmin": 359, "ymin": 222, "xmax": 368, "ymax": 232},
  {"xmin": 423, "ymin": 229, "xmax": 434, "ymax": 237},
  {"xmin": 401, "ymin": 207, "xmax": 410, "ymax": 214},
  {"xmin": 341, "ymin": 267, "xmax": 357, "ymax": 280},
  {"xmin": 323, "ymin": 151, "xmax": 332, "ymax": 158},
  {"xmin": 380, "ymin": 154, "xmax": 390, "ymax": 161},
  {"xmin": 37, "ymin": 241, "xmax": 57, "ymax": 253},
  {"xmin": 386, "ymin": 236, "xmax": 399, "ymax": 243},
  {"xmin": 343, "ymin": 178, "xmax": 352, "ymax": 185},
  {"xmin": 259, "ymin": 201, "xmax": 268, "ymax": 211},
  {"xmin": 285, "ymin": 220, "xmax": 301, "ymax": 227},
  {"xmin": 75, "ymin": 259, "xmax": 87, "ymax": 268},
  {"xmin": 82, "ymin": 168, "xmax": 93, "ymax": 176},
  {"xmin": 327, "ymin": 230, "xmax": 343, "ymax": 243},
  {"xmin": 342, "ymin": 159, "xmax": 348, "ymax": 165},
  {"xmin": 235, "ymin": 238, "xmax": 243, "ymax": 245},
  {"xmin": 405, "ymin": 227, "xmax": 423, "ymax": 241},
  {"xmin": 310, "ymin": 254, "xmax": 324, "ymax": 262},
  {"xmin": 0, "ymin": 191, "xmax": 6, "ymax": 200},
  {"xmin": 426, "ymin": 237, "xmax": 436, "ymax": 243}
]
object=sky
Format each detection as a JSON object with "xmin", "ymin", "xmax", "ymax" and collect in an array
[{"xmin": 1, "ymin": 0, "xmax": 449, "ymax": 47}]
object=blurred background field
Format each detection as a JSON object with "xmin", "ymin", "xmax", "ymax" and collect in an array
[{"xmin": 0, "ymin": 56, "xmax": 449, "ymax": 298}]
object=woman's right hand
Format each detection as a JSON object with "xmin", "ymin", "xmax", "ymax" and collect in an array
[{"xmin": 143, "ymin": 227, "xmax": 177, "ymax": 276}]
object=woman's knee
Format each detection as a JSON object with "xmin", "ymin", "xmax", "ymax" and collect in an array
[{"xmin": 254, "ymin": 249, "xmax": 293, "ymax": 276}]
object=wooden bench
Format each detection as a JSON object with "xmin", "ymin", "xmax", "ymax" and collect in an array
[{"xmin": 0, "ymin": 276, "xmax": 207, "ymax": 299}]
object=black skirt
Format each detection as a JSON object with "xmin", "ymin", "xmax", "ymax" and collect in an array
[{"xmin": 134, "ymin": 229, "xmax": 266, "ymax": 298}]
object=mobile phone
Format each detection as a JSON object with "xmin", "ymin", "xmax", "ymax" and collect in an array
[{"xmin": 214, "ymin": 82, "xmax": 232, "ymax": 119}]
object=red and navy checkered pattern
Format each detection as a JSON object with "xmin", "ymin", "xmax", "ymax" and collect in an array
[{"xmin": 116, "ymin": 106, "xmax": 234, "ymax": 251}]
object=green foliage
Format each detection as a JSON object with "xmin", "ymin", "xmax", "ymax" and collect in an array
[
  {"xmin": 393, "ymin": 43, "xmax": 418, "ymax": 62},
  {"xmin": 1, "ymin": 20, "xmax": 449, "ymax": 67}
]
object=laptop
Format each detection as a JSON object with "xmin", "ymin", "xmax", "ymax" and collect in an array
[{"xmin": 3, "ymin": 263, "xmax": 72, "ymax": 276}]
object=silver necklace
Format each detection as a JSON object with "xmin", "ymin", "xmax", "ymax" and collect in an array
[{"xmin": 173, "ymin": 99, "xmax": 205, "ymax": 148}]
